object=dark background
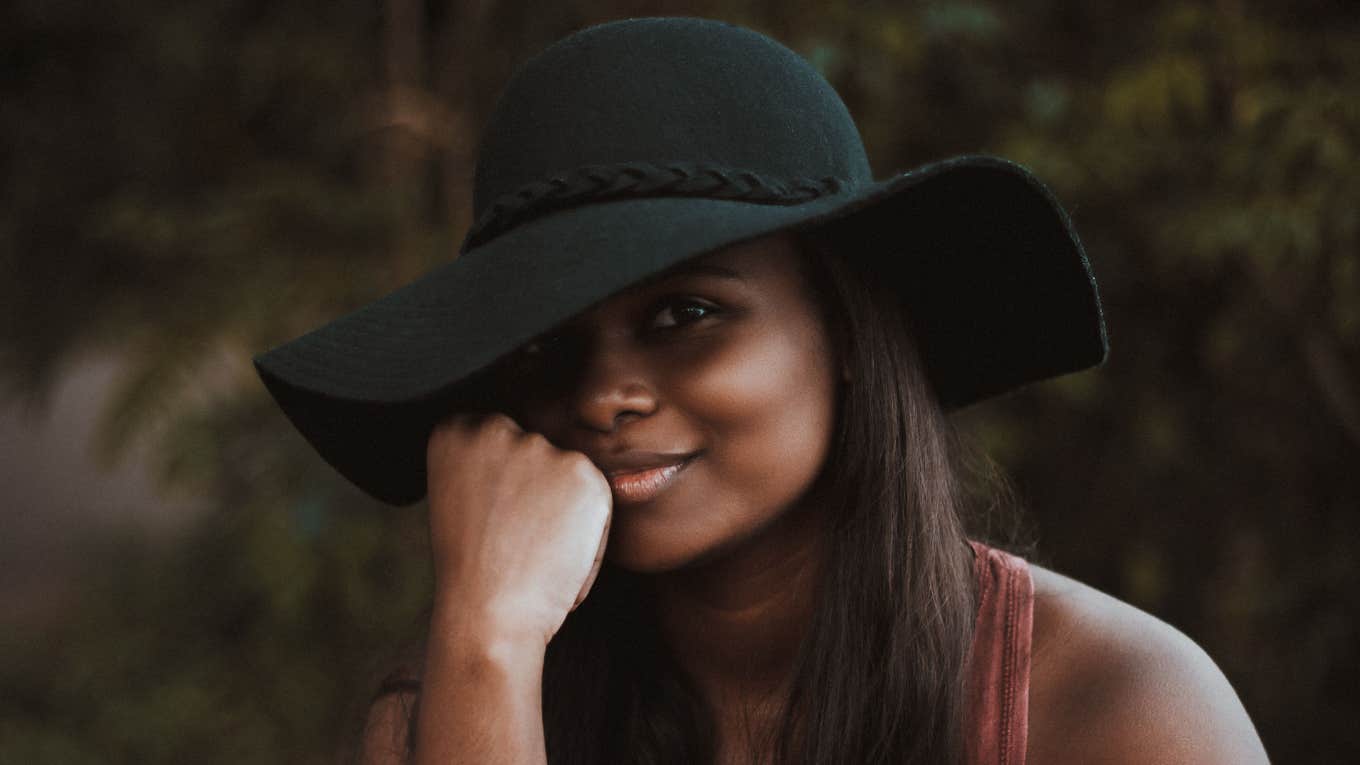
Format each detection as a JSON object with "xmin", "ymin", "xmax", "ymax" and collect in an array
[{"xmin": 2, "ymin": 1, "xmax": 1356, "ymax": 762}]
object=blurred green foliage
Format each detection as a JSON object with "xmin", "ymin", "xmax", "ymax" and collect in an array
[{"xmin": 2, "ymin": 0, "xmax": 1357, "ymax": 762}]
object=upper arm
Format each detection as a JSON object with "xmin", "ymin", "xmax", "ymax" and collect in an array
[
  {"xmin": 1028, "ymin": 565, "xmax": 1270, "ymax": 765},
  {"xmin": 357, "ymin": 691, "xmax": 418, "ymax": 765}
]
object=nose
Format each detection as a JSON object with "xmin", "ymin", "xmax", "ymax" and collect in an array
[{"xmin": 569, "ymin": 332, "xmax": 658, "ymax": 433}]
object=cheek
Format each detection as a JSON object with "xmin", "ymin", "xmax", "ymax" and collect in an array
[{"xmin": 678, "ymin": 320, "xmax": 838, "ymax": 508}]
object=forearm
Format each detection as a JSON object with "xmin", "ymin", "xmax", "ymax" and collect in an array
[{"xmin": 415, "ymin": 603, "xmax": 548, "ymax": 765}]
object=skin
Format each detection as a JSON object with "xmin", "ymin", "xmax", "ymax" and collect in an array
[
  {"xmin": 501, "ymin": 234, "xmax": 841, "ymax": 758},
  {"xmin": 1025, "ymin": 565, "xmax": 1272, "ymax": 764},
  {"xmin": 501, "ymin": 233, "xmax": 841, "ymax": 580},
  {"xmin": 361, "ymin": 233, "xmax": 1269, "ymax": 764}
]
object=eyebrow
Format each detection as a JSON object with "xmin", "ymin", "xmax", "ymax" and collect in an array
[{"xmin": 651, "ymin": 260, "xmax": 747, "ymax": 284}]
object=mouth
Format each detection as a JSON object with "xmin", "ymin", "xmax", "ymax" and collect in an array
[{"xmin": 606, "ymin": 454, "xmax": 698, "ymax": 505}]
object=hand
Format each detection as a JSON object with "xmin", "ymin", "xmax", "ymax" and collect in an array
[{"xmin": 424, "ymin": 412, "xmax": 613, "ymax": 647}]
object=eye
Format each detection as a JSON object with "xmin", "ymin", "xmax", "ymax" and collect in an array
[{"xmin": 648, "ymin": 297, "xmax": 718, "ymax": 330}]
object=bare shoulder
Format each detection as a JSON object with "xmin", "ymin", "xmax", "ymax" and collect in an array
[{"xmin": 1024, "ymin": 562, "xmax": 1270, "ymax": 765}]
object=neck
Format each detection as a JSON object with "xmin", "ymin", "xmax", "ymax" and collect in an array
[{"xmin": 646, "ymin": 497, "xmax": 828, "ymax": 718}]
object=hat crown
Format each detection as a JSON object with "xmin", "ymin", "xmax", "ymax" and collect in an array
[{"xmin": 472, "ymin": 17, "xmax": 873, "ymax": 219}]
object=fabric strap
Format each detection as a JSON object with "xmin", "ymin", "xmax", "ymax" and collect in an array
[{"xmin": 964, "ymin": 540, "xmax": 1035, "ymax": 765}]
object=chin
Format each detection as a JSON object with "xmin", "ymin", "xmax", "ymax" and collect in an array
[
  {"xmin": 605, "ymin": 537, "xmax": 705, "ymax": 575},
  {"xmin": 603, "ymin": 517, "xmax": 728, "ymax": 574},
  {"xmin": 606, "ymin": 513, "xmax": 769, "ymax": 576}
]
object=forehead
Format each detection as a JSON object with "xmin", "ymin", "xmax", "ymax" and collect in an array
[{"xmin": 644, "ymin": 232, "xmax": 805, "ymax": 287}]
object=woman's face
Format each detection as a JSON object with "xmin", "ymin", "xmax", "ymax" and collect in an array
[{"xmin": 495, "ymin": 233, "xmax": 841, "ymax": 573}]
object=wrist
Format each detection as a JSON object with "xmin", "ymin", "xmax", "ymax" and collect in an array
[{"xmin": 429, "ymin": 594, "xmax": 554, "ymax": 662}]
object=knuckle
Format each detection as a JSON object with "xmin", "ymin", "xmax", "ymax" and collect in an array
[
  {"xmin": 427, "ymin": 422, "xmax": 459, "ymax": 452},
  {"xmin": 567, "ymin": 454, "xmax": 609, "ymax": 492},
  {"xmin": 485, "ymin": 412, "xmax": 524, "ymax": 434},
  {"xmin": 433, "ymin": 412, "xmax": 477, "ymax": 437},
  {"xmin": 561, "ymin": 449, "xmax": 593, "ymax": 471},
  {"xmin": 519, "ymin": 430, "xmax": 555, "ymax": 458}
]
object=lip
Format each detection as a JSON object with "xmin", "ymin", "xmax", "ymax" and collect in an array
[{"xmin": 605, "ymin": 454, "xmax": 697, "ymax": 505}]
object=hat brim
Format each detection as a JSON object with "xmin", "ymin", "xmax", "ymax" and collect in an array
[{"xmin": 254, "ymin": 155, "xmax": 1107, "ymax": 505}]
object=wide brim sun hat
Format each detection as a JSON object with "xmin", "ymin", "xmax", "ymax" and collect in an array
[{"xmin": 254, "ymin": 17, "xmax": 1108, "ymax": 507}]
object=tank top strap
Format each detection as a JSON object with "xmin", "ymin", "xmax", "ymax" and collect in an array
[{"xmin": 963, "ymin": 540, "xmax": 1035, "ymax": 765}]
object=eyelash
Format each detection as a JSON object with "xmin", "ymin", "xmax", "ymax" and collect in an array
[
  {"xmin": 515, "ymin": 297, "xmax": 719, "ymax": 361},
  {"xmin": 647, "ymin": 296, "xmax": 719, "ymax": 331}
]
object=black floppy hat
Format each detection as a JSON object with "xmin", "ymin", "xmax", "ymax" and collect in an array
[{"xmin": 254, "ymin": 17, "xmax": 1108, "ymax": 506}]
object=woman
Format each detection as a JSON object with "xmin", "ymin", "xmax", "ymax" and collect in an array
[{"xmin": 255, "ymin": 18, "xmax": 1268, "ymax": 765}]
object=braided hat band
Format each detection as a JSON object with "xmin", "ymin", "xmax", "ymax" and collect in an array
[{"xmin": 463, "ymin": 162, "xmax": 848, "ymax": 251}]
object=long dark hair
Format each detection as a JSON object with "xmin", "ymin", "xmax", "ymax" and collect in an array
[{"xmin": 373, "ymin": 229, "xmax": 987, "ymax": 764}]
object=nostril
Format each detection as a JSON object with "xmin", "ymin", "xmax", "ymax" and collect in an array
[{"xmin": 573, "ymin": 383, "xmax": 658, "ymax": 434}]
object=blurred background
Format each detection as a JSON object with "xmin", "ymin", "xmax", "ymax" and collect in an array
[{"xmin": 2, "ymin": 0, "xmax": 1356, "ymax": 762}]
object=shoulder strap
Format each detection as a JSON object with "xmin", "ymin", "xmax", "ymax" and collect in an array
[{"xmin": 963, "ymin": 540, "xmax": 1035, "ymax": 765}]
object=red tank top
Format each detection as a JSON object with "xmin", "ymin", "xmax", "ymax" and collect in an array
[{"xmin": 963, "ymin": 540, "xmax": 1035, "ymax": 765}]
